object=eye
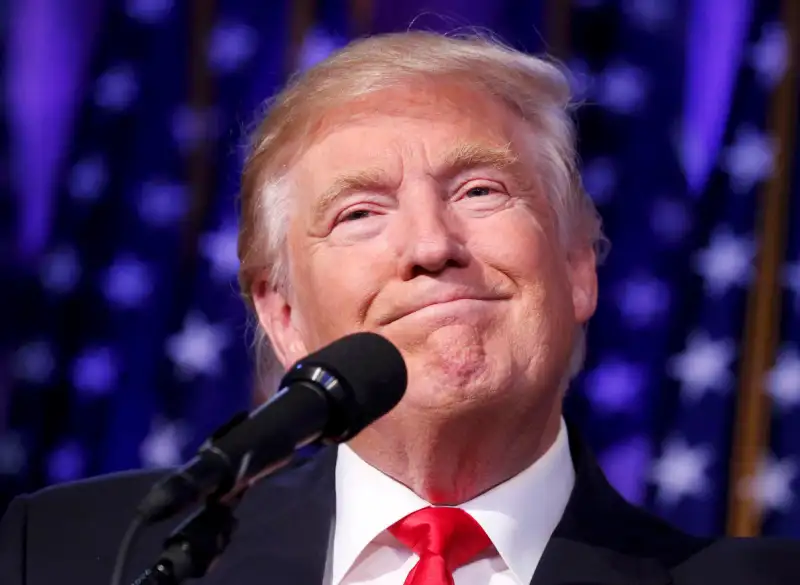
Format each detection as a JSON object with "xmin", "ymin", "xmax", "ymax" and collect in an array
[
  {"xmin": 459, "ymin": 181, "xmax": 507, "ymax": 200},
  {"xmin": 342, "ymin": 209, "xmax": 370, "ymax": 221},
  {"xmin": 340, "ymin": 209, "xmax": 372, "ymax": 222},
  {"xmin": 465, "ymin": 186, "xmax": 493, "ymax": 198}
]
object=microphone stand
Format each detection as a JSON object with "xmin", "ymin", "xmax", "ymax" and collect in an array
[
  {"xmin": 126, "ymin": 452, "xmax": 296, "ymax": 585},
  {"xmin": 119, "ymin": 442, "xmax": 299, "ymax": 585},
  {"xmin": 129, "ymin": 494, "xmax": 241, "ymax": 585}
]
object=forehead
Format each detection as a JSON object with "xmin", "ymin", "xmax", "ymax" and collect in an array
[{"xmin": 289, "ymin": 81, "xmax": 530, "ymax": 186}]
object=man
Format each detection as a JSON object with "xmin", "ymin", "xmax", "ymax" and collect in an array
[{"xmin": 1, "ymin": 31, "xmax": 798, "ymax": 585}]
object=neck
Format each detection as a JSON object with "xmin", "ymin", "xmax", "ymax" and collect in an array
[{"xmin": 347, "ymin": 399, "xmax": 563, "ymax": 504}]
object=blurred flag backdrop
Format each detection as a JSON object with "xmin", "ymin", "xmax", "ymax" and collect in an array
[{"xmin": 1, "ymin": 0, "xmax": 798, "ymax": 538}]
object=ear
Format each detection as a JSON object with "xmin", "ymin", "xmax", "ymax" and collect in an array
[
  {"xmin": 567, "ymin": 246, "xmax": 598, "ymax": 325},
  {"xmin": 251, "ymin": 272, "xmax": 309, "ymax": 369}
]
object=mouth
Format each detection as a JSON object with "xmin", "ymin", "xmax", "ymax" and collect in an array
[{"xmin": 382, "ymin": 296, "xmax": 506, "ymax": 325}]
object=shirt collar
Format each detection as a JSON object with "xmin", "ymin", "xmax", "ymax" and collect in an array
[{"xmin": 331, "ymin": 418, "xmax": 575, "ymax": 585}]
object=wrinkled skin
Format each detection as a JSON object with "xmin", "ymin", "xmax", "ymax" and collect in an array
[{"xmin": 253, "ymin": 81, "xmax": 597, "ymax": 503}]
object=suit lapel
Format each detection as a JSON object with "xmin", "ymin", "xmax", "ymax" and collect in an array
[
  {"xmin": 531, "ymin": 423, "xmax": 673, "ymax": 585},
  {"xmin": 201, "ymin": 446, "xmax": 338, "ymax": 585}
]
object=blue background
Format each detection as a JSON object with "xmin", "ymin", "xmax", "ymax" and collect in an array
[{"xmin": 1, "ymin": 0, "xmax": 798, "ymax": 537}]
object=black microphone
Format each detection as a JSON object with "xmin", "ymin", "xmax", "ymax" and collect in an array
[{"xmin": 136, "ymin": 331, "xmax": 407, "ymax": 524}]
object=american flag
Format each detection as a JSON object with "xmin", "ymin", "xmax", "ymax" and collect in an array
[
  {"xmin": 1, "ymin": 0, "xmax": 797, "ymax": 538},
  {"xmin": 565, "ymin": 0, "xmax": 796, "ymax": 536}
]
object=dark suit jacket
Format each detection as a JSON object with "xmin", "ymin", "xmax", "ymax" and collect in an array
[{"xmin": 1, "ymin": 423, "xmax": 799, "ymax": 585}]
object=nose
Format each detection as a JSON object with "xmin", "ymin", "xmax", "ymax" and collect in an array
[{"xmin": 396, "ymin": 195, "xmax": 470, "ymax": 280}]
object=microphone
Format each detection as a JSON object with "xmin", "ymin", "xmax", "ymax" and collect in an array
[{"xmin": 136, "ymin": 331, "xmax": 407, "ymax": 524}]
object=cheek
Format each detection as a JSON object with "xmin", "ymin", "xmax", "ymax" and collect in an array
[
  {"xmin": 470, "ymin": 207, "xmax": 554, "ymax": 281},
  {"xmin": 299, "ymin": 244, "xmax": 391, "ymax": 335},
  {"xmin": 471, "ymin": 210, "xmax": 573, "ymax": 334}
]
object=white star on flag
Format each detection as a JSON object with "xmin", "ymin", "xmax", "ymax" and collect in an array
[
  {"xmin": 597, "ymin": 437, "xmax": 650, "ymax": 505},
  {"xmin": 581, "ymin": 157, "xmax": 617, "ymax": 204},
  {"xmin": 40, "ymin": 246, "xmax": 82, "ymax": 294},
  {"xmin": 102, "ymin": 255, "xmax": 154, "ymax": 308},
  {"xmin": 650, "ymin": 438, "xmax": 713, "ymax": 506},
  {"xmin": 140, "ymin": 419, "xmax": 190, "ymax": 468},
  {"xmin": 126, "ymin": 0, "xmax": 173, "ymax": 23},
  {"xmin": 668, "ymin": 331, "xmax": 736, "ymax": 401},
  {"xmin": 767, "ymin": 347, "xmax": 800, "ymax": 411},
  {"xmin": 71, "ymin": 346, "xmax": 117, "ymax": 397},
  {"xmin": 650, "ymin": 198, "xmax": 691, "ymax": 244},
  {"xmin": 598, "ymin": 62, "xmax": 647, "ymax": 115},
  {"xmin": 566, "ymin": 59, "xmax": 594, "ymax": 101},
  {"xmin": 739, "ymin": 455, "xmax": 797, "ymax": 513},
  {"xmin": 200, "ymin": 221, "xmax": 240, "ymax": 282},
  {"xmin": 172, "ymin": 105, "xmax": 219, "ymax": 153},
  {"xmin": 138, "ymin": 179, "xmax": 188, "ymax": 227},
  {"xmin": 615, "ymin": 274, "xmax": 670, "ymax": 327},
  {"xmin": 166, "ymin": 311, "xmax": 230, "ymax": 379},
  {"xmin": 69, "ymin": 155, "xmax": 107, "ymax": 201},
  {"xmin": 584, "ymin": 358, "xmax": 646, "ymax": 414},
  {"xmin": 209, "ymin": 22, "xmax": 259, "ymax": 73},
  {"xmin": 12, "ymin": 341, "xmax": 56, "ymax": 384},
  {"xmin": 297, "ymin": 26, "xmax": 345, "ymax": 72},
  {"xmin": 94, "ymin": 64, "xmax": 138, "ymax": 111},
  {"xmin": 783, "ymin": 259, "xmax": 800, "ymax": 313},
  {"xmin": 749, "ymin": 22, "xmax": 788, "ymax": 89},
  {"xmin": 692, "ymin": 227, "xmax": 756, "ymax": 296},
  {"xmin": 721, "ymin": 126, "xmax": 775, "ymax": 194},
  {"xmin": 623, "ymin": 0, "xmax": 673, "ymax": 31},
  {"xmin": 47, "ymin": 442, "xmax": 86, "ymax": 484},
  {"xmin": 0, "ymin": 432, "xmax": 27, "ymax": 476}
]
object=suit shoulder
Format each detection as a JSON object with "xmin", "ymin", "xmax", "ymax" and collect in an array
[
  {"xmin": 0, "ymin": 494, "xmax": 27, "ymax": 584},
  {"xmin": 612, "ymin": 499, "xmax": 800, "ymax": 582},
  {"xmin": 0, "ymin": 451, "xmax": 335, "ymax": 584},
  {"xmin": 577, "ymin": 496, "xmax": 799, "ymax": 584},
  {"xmin": 30, "ymin": 468, "xmax": 166, "ymax": 504},
  {"xmin": 589, "ymin": 481, "xmax": 712, "ymax": 564},
  {"xmin": 23, "ymin": 469, "xmax": 167, "ymax": 524},
  {"xmin": 0, "ymin": 469, "xmax": 171, "ymax": 585},
  {"xmin": 674, "ymin": 536, "xmax": 800, "ymax": 584},
  {"xmin": 19, "ymin": 447, "xmax": 329, "ymax": 524}
]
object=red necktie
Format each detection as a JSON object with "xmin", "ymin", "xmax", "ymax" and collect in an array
[{"xmin": 388, "ymin": 507, "xmax": 492, "ymax": 585}]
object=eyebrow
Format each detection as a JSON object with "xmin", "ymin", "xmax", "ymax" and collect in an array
[
  {"xmin": 440, "ymin": 142, "xmax": 521, "ymax": 179},
  {"xmin": 310, "ymin": 142, "xmax": 525, "ymax": 225},
  {"xmin": 312, "ymin": 167, "xmax": 394, "ymax": 225}
]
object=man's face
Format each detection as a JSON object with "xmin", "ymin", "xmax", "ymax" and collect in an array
[{"xmin": 255, "ymin": 82, "xmax": 597, "ymax": 417}]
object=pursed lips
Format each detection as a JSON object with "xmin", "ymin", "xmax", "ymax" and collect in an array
[{"xmin": 380, "ymin": 291, "xmax": 509, "ymax": 325}]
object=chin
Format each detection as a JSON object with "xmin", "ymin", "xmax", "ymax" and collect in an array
[
  {"xmin": 400, "ymin": 382, "xmax": 488, "ymax": 414},
  {"xmin": 386, "ymin": 321, "xmax": 517, "ymax": 402},
  {"xmin": 404, "ymin": 358, "xmax": 509, "ymax": 413},
  {"xmin": 411, "ymin": 324, "xmax": 489, "ymax": 371}
]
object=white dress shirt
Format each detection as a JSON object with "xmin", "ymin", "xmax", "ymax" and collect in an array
[{"xmin": 323, "ymin": 418, "xmax": 575, "ymax": 585}]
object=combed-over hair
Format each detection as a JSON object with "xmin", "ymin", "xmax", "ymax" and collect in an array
[{"xmin": 237, "ymin": 31, "xmax": 609, "ymax": 393}]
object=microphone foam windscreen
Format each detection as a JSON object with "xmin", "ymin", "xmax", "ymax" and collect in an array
[{"xmin": 287, "ymin": 332, "xmax": 407, "ymax": 437}]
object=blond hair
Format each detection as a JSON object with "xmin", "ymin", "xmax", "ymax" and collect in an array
[{"xmin": 237, "ymin": 31, "xmax": 608, "ymax": 390}]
